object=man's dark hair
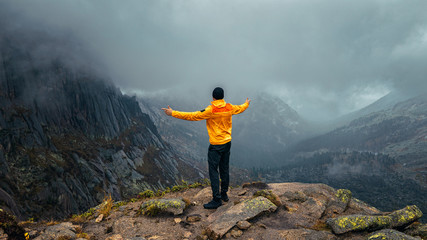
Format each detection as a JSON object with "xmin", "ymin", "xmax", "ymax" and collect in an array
[{"xmin": 212, "ymin": 87, "xmax": 224, "ymax": 100}]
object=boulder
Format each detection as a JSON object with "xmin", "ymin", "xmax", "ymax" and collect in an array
[
  {"xmin": 299, "ymin": 197, "xmax": 328, "ymax": 220},
  {"xmin": 230, "ymin": 229, "xmax": 243, "ymax": 238},
  {"xmin": 324, "ymin": 189, "xmax": 352, "ymax": 218},
  {"xmin": 388, "ymin": 205, "xmax": 423, "ymax": 228},
  {"xmin": 236, "ymin": 221, "xmax": 251, "ymax": 230},
  {"xmin": 326, "ymin": 205, "xmax": 423, "ymax": 234},
  {"xmin": 327, "ymin": 215, "xmax": 392, "ymax": 234},
  {"xmin": 36, "ymin": 222, "xmax": 78, "ymax": 240},
  {"xmin": 207, "ymin": 196, "xmax": 277, "ymax": 239},
  {"xmin": 140, "ymin": 198, "xmax": 186, "ymax": 216},
  {"xmin": 368, "ymin": 229, "xmax": 420, "ymax": 240}
]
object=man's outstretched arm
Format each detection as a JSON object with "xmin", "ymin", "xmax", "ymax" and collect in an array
[
  {"xmin": 232, "ymin": 98, "xmax": 251, "ymax": 115},
  {"xmin": 162, "ymin": 105, "xmax": 212, "ymax": 121}
]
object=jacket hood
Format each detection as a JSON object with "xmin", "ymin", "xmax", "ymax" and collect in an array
[{"xmin": 211, "ymin": 99, "xmax": 227, "ymax": 108}]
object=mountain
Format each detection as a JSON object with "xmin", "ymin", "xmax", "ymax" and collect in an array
[
  {"xmin": 290, "ymin": 94, "xmax": 427, "ymax": 183},
  {"xmin": 333, "ymin": 91, "xmax": 412, "ymax": 128},
  {"xmin": 0, "ymin": 26, "xmax": 204, "ymax": 220},
  {"xmin": 261, "ymin": 94, "xmax": 427, "ymax": 221},
  {"xmin": 232, "ymin": 93, "xmax": 308, "ymax": 167}
]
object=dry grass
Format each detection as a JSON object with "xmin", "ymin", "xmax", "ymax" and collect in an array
[
  {"xmin": 45, "ymin": 219, "xmax": 60, "ymax": 226},
  {"xmin": 98, "ymin": 194, "xmax": 114, "ymax": 217}
]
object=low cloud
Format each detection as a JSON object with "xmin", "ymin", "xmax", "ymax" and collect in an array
[{"xmin": 2, "ymin": 0, "xmax": 427, "ymax": 120}]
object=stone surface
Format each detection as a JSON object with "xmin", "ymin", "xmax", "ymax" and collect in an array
[
  {"xmin": 207, "ymin": 196, "xmax": 277, "ymax": 239},
  {"xmin": 141, "ymin": 198, "xmax": 186, "ymax": 216},
  {"xmin": 388, "ymin": 205, "xmax": 423, "ymax": 228},
  {"xmin": 323, "ymin": 189, "xmax": 352, "ymax": 218},
  {"xmin": 236, "ymin": 221, "xmax": 251, "ymax": 230},
  {"xmin": 278, "ymin": 229, "xmax": 337, "ymax": 240},
  {"xmin": 230, "ymin": 229, "xmax": 243, "ymax": 238},
  {"xmin": 96, "ymin": 213, "xmax": 104, "ymax": 223},
  {"xmin": 37, "ymin": 222, "xmax": 78, "ymax": 240},
  {"xmin": 186, "ymin": 214, "xmax": 202, "ymax": 222},
  {"xmin": 326, "ymin": 205, "xmax": 423, "ymax": 234},
  {"xmin": 253, "ymin": 190, "xmax": 282, "ymax": 207},
  {"xmin": 193, "ymin": 188, "xmax": 211, "ymax": 200},
  {"xmin": 282, "ymin": 191, "xmax": 308, "ymax": 203},
  {"xmin": 105, "ymin": 234, "xmax": 124, "ymax": 240},
  {"xmin": 404, "ymin": 223, "xmax": 427, "ymax": 239},
  {"xmin": 368, "ymin": 229, "xmax": 420, "ymax": 240}
]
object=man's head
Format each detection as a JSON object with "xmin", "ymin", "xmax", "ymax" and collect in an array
[{"xmin": 212, "ymin": 87, "xmax": 224, "ymax": 100}]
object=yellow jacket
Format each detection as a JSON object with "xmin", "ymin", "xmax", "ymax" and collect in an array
[{"xmin": 172, "ymin": 99, "xmax": 249, "ymax": 145}]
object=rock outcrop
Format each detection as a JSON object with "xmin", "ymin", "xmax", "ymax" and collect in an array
[
  {"xmin": 5, "ymin": 182, "xmax": 426, "ymax": 239},
  {"xmin": 207, "ymin": 196, "xmax": 277, "ymax": 239}
]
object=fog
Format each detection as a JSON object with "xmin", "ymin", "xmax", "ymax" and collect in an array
[{"xmin": 2, "ymin": 0, "xmax": 427, "ymax": 121}]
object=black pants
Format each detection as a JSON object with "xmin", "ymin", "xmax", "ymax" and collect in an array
[{"xmin": 208, "ymin": 141, "xmax": 231, "ymax": 200}]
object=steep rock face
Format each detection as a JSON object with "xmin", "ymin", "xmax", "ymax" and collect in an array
[{"xmin": 0, "ymin": 31, "xmax": 203, "ymax": 219}]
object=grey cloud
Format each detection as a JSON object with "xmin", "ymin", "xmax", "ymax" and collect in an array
[{"xmin": 2, "ymin": 0, "xmax": 427, "ymax": 120}]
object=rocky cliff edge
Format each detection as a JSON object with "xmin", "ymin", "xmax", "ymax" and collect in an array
[{"xmin": 1, "ymin": 182, "xmax": 425, "ymax": 240}]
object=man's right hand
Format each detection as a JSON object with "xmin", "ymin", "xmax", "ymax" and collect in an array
[
  {"xmin": 161, "ymin": 105, "xmax": 173, "ymax": 116},
  {"xmin": 245, "ymin": 98, "xmax": 251, "ymax": 105}
]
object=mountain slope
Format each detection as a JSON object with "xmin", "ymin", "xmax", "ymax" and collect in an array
[
  {"xmin": 290, "ymin": 94, "xmax": 427, "ymax": 182},
  {"xmin": 232, "ymin": 93, "xmax": 308, "ymax": 167},
  {"xmin": 0, "ymin": 26, "xmax": 203, "ymax": 220}
]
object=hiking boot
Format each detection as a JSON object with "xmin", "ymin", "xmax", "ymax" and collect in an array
[
  {"xmin": 221, "ymin": 192, "xmax": 229, "ymax": 202},
  {"xmin": 203, "ymin": 199, "xmax": 222, "ymax": 209}
]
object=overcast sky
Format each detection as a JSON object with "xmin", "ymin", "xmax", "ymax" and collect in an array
[{"xmin": 3, "ymin": 0, "xmax": 427, "ymax": 121}]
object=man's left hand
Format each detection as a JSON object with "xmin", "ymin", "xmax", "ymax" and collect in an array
[{"xmin": 161, "ymin": 105, "xmax": 173, "ymax": 116}]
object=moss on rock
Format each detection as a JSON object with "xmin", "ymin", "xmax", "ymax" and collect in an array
[{"xmin": 140, "ymin": 198, "xmax": 186, "ymax": 216}]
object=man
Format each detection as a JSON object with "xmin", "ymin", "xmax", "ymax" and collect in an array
[{"xmin": 162, "ymin": 87, "xmax": 250, "ymax": 209}]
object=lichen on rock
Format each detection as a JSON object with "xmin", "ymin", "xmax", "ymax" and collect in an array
[
  {"xmin": 253, "ymin": 190, "xmax": 282, "ymax": 207},
  {"xmin": 368, "ymin": 229, "xmax": 420, "ymax": 240},
  {"xmin": 326, "ymin": 205, "xmax": 423, "ymax": 235},
  {"xmin": 404, "ymin": 222, "xmax": 427, "ymax": 239},
  {"xmin": 388, "ymin": 205, "xmax": 423, "ymax": 228},
  {"xmin": 335, "ymin": 189, "xmax": 352, "ymax": 205},
  {"xmin": 327, "ymin": 215, "xmax": 391, "ymax": 234},
  {"xmin": 140, "ymin": 198, "xmax": 186, "ymax": 216}
]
